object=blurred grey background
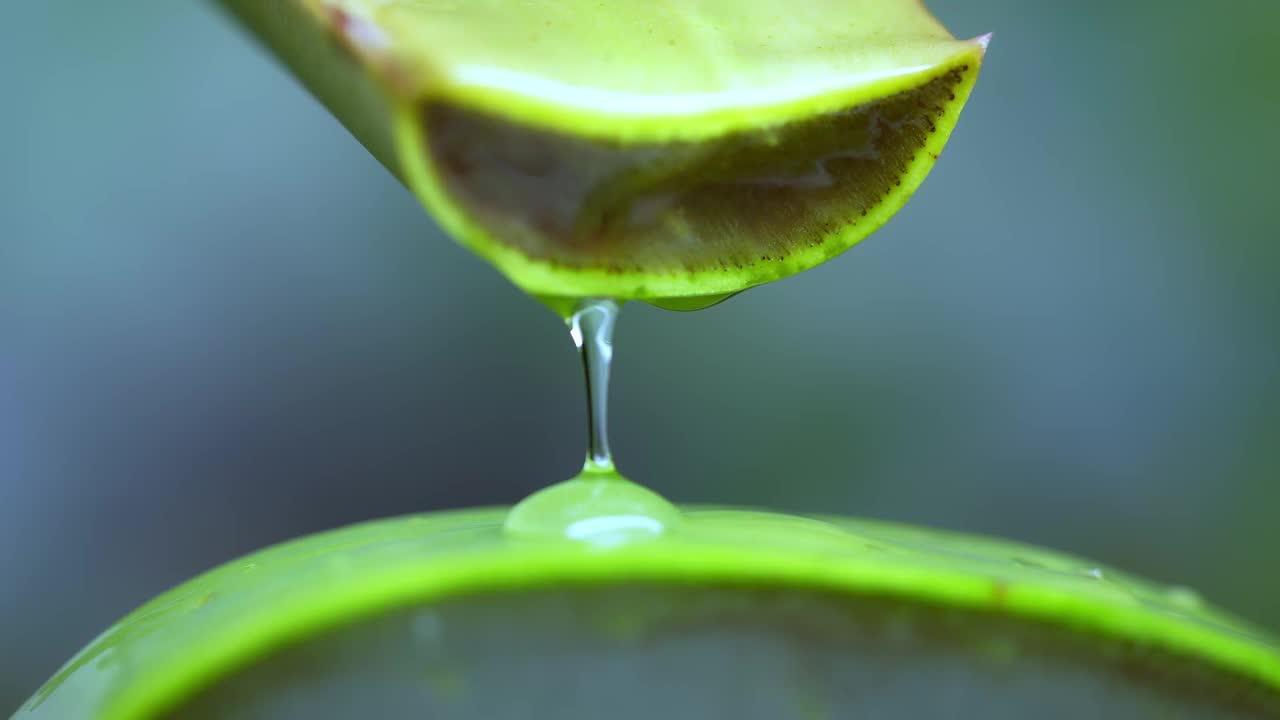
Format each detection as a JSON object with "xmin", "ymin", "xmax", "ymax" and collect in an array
[{"xmin": 3, "ymin": 0, "xmax": 1278, "ymax": 709}]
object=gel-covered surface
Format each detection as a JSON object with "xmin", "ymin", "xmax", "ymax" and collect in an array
[
  {"xmin": 425, "ymin": 65, "xmax": 973, "ymax": 277},
  {"xmin": 19, "ymin": 508, "xmax": 1280, "ymax": 719},
  {"xmin": 218, "ymin": 0, "xmax": 988, "ymax": 300}
]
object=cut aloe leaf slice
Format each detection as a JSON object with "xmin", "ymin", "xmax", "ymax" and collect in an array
[
  {"xmin": 19, "ymin": 509, "xmax": 1280, "ymax": 718},
  {"xmin": 218, "ymin": 0, "xmax": 988, "ymax": 303}
]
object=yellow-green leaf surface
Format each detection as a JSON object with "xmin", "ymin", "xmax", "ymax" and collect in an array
[{"xmin": 220, "ymin": 0, "xmax": 989, "ymax": 302}]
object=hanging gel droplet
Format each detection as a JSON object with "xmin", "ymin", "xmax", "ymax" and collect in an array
[
  {"xmin": 505, "ymin": 299, "xmax": 680, "ymax": 546},
  {"xmin": 574, "ymin": 297, "xmax": 619, "ymax": 473}
]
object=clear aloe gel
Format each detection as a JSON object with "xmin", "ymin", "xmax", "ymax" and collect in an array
[
  {"xmin": 423, "ymin": 65, "xmax": 974, "ymax": 276},
  {"xmin": 504, "ymin": 298, "xmax": 680, "ymax": 544},
  {"xmin": 573, "ymin": 298, "xmax": 618, "ymax": 473}
]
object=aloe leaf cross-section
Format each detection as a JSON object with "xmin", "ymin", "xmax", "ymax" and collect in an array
[{"xmin": 219, "ymin": 0, "xmax": 990, "ymax": 303}]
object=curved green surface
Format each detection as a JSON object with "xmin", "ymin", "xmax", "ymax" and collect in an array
[
  {"xmin": 20, "ymin": 507, "xmax": 1280, "ymax": 719},
  {"xmin": 217, "ymin": 0, "xmax": 988, "ymax": 302}
]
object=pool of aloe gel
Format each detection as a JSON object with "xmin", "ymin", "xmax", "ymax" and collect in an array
[{"xmin": 503, "ymin": 298, "xmax": 681, "ymax": 547}]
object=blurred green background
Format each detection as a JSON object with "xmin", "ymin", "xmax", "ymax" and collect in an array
[{"xmin": 3, "ymin": 0, "xmax": 1278, "ymax": 710}]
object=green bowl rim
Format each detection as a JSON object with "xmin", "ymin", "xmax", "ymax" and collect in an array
[{"xmin": 25, "ymin": 507, "xmax": 1280, "ymax": 719}]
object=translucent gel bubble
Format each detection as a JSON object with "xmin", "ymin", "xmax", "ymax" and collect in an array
[{"xmin": 504, "ymin": 298, "xmax": 680, "ymax": 545}]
